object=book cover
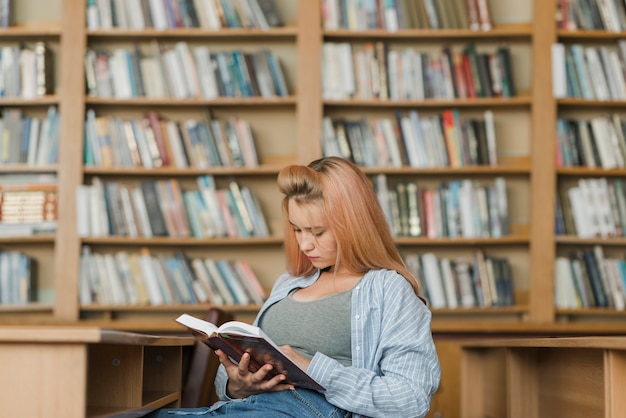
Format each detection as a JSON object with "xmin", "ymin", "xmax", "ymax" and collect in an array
[{"xmin": 176, "ymin": 313, "xmax": 325, "ymax": 391}]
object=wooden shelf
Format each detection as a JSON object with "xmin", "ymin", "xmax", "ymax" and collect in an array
[
  {"xmin": 324, "ymin": 92, "xmax": 532, "ymax": 108},
  {"xmin": 82, "ymin": 165, "xmax": 287, "ymax": 176},
  {"xmin": 558, "ymin": 29, "xmax": 626, "ymax": 40},
  {"xmin": 0, "ymin": 23, "xmax": 61, "ymax": 37},
  {"xmin": 555, "ymin": 235, "xmax": 626, "ymax": 245},
  {"xmin": 0, "ymin": 235, "xmax": 56, "ymax": 244},
  {"xmin": 81, "ymin": 236, "xmax": 284, "ymax": 246},
  {"xmin": 557, "ymin": 167, "xmax": 626, "ymax": 176},
  {"xmin": 557, "ymin": 98, "xmax": 626, "ymax": 107},
  {"xmin": 360, "ymin": 156, "xmax": 531, "ymax": 175},
  {"xmin": 0, "ymin": 95, "xmax": 59, "ymax": 105},
  {"xmin": 0, "ymin": 164, "xmax": 57, "ymax": 173},
  {"xmin": 85, "ymin": 96, "xmax": 297, "ymax": 106},
  {"xmin": 87, "ymin": 26, "xmax": 298, "ymax": 40},
  {"xmin": 394, "ymin": 233, "xmax": 530, "ymax": 246},
  {"xmin": 323, "ymin": 23, "xmax": 532, "ymax": 40}
]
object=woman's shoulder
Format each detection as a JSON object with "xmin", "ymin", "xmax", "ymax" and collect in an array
[{"xmin": 361, "ymin": 269, "xmax": 418, "ymax": 296}]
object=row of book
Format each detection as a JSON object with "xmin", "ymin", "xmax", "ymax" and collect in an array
[
  {"xmin": 552, "ymin": 42, "xmax": 626, "ymax": 101},
  {"xmin": 85, "ymin": 42, "xmax": 288, "ymax": 99},
  {"xmin": 87, "ymin": 0, "xmax": 283, "ymax": 30},
  {"xmin": 557, "ymin": 0, "xmax": 626, "ymax": 32},
  {"xmin": 556, "ymin": 114, "xmax": 626, "ymax": 170},
  {"xmin": 405, "ymin": 250, "xmax": 514, "ymax": 309},
  {"xmin": 84, "ymin": 110, "xmax": 258, "ymax": 169},
  {"xmin": 322, "ymin": 109, "xmax": 497, "ymax": 168},
  {"xmin": 374, "ymin": 175, "xmax": 509, "ymax": 239},
  {"xmin": 556, "ymin": 177, "xmax": 626, "ymax": 238},
  {"xmin": 555, "ymin": 246, "xmax": 626, "ymax": 309},
  {"xmin": 76, "ymin": 176, "xmax": 269, "ymax": 239},
  {"xmin": 322, "ymin": 42, "xmax": 515, "ymax": 101},
  {"xmin": 0, "ymin": 174, "xmax": 58, "ymax": 236},
  {"xmin": 79, "ymin": 247, "xmax": 266, "ymax": 306},
  {"xmin": 0, "ymin": 107, "xmax": 59, "ymax": 166},
  {"xmin": 0, "ymin": 250, "xmax": 36, "ymax": 305},
  {"xmin": 321, "ymin": 0, "xmax": 493, "ymax": 31},
  {"xmin": 0, "ymin": 42, "xmax": 54, "ymax": 98}
]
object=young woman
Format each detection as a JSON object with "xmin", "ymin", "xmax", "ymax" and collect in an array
[{"xmin": 150, "ymin": 157, "xmax": 440, "ymax": 418}]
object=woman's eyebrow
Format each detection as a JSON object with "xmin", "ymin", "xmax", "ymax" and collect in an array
[{"xmin": 288, "ymin": 221, "xmax": 324, "ymax": 231}]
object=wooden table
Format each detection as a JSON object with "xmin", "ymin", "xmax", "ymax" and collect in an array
[
  {"xmin": 0, "ymin": 326, "xmax": 194, "ymax": 417},
  {"xmin": 460, "ymin": 336, "xmax": 626, "ymax": 418}
]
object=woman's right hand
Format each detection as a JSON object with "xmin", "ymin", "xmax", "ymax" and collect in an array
[{"xmin": 215, "ymin": 349, "xmax": 295, "ymax": 399}]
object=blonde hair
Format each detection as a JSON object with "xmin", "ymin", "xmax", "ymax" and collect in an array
[{"xmin": 277, "ymin": 157, "xmax": 421, "ymax": 295}]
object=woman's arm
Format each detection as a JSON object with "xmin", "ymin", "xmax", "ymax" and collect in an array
[{"xmin": 307, "ymin": 272, "xmax": 441, "ymax": 417}]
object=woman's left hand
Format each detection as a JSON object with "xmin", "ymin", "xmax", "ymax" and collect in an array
[{"xmin": 280, "ymin": 345, "xmax": 312, "ymax": 371}]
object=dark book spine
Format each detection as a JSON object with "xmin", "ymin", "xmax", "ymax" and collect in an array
[
  {"xmin": 140, "ymin": 180, "xmax": 169, "ymax": 236},
  {"xmin": 582, "ymin": 249, "xmax": 608, "ymax": 307}
]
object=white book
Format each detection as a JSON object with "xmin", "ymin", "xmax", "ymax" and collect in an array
[
  {"xmin": 459, "ymin": 180, "xmax": 476, "ymax": 238},
  {"xmin": 554, "ymin": 257, "xmax": 578, "ymax": 308},
  {"xmin": 19, "ymin": 49, "xmax": 36, "ymax": 99},
  {"xmin": 204, "ymin": 259, "xmax": 236, "ymax": 305},
  {"xmin": 110, "ymin": 0, "xmax": 127, "ymax": 28},
  {"xmin": 585, "ymin": 47, "xmax": 611, "ymax": 101},
  {"xmin": 203, "ymin": 0, "xmax": 223, "ymax": 29},
  {"xmin": 439, "ymin": 258, "xmax": 458, "ymax": 308},
  {"xmin": 165, "ymin": 121, "xmax": 189, "ymax": 168},
  {"xmin": 454, "ymin": 260, "xmax": 477, "ymax": 307},
  {"xmin": 26, "ymin": 117, "xmax": 40, "ymax": 165},
  {"xmin": 164, "ymin": 49, "xmax": 190, "ymax": 98},
  {"xmin": 191, "ymin": 258, "xmax": 223, "ymax": 305},
  {"xmin": 421, "ymin": 253, "xmax": 447, "ymax": 308},
  {"xmin": 149, "ymin": 0, "xmax": 169, "ymax": 30},
  {"xmin": 175, "ymin": 42, "xmax": 201, "ymax": 98},
  {"xmin": 111, "ymin": 49, "xmax": 133, "ymax": 98},
  {"xmin": 104, "ymin": 253, "xmax": 128, "ymax": 304},
  {"xmin": 115, "ymin": 252, "xmax": 139, "ymax": 305},
  {"xmin": 484, "ymin": 110, "xmax": 497, "ymax": 166},
  {"xmin": 567, "ymin": 186, "xmax": 592, "ymax": 238},
  {"xmin": 126, "ymin": 0, "xmax": 145, "ymax": 30},
  {"xmin": 380, "ymin": 118, "xmax": 403, "ymax": 167},
  {"xmin": 552, "ymin": 43, "xmax": 567, "ymax": 98},
  {"xmin": 591, "ymin": 178, "xmax": 617, "ymax": 237},
  {"xmin": 606, "ymin": 259, "xmax": 626, "ymax": 310},
  {"xmin": 138, "ymin": 250, "xmax": 164, "ymax": 305},
  {"xmin": 400, "ymin": 115, "xmax": 420, "ymax": 167},
  {"xmin": 192, "ymin": 46, "xmax": 220, "ymax": 99},
  {"xmin": 96, "ymin": 0, "xmax": 113, "ymax": 29},
  {"xmin": 119, "ymin": 184, "xmax": 139, "ymax": 238},
  {"xmin": 94, "ymin": 253, "xmax": 113, "ymax": 303},
  {"xmin": 590, "ymin": 117, "xmax": 618, "ymax": 169},
  {"xmin": 131, "ymin": 186, "xmax": 153, "ymax": 237},
  {"xmin": 76, "ymin": 185, "xmax": 91, "ymax": 237}
]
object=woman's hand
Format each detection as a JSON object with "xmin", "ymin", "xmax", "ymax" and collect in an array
[
  {"xmin": 216, "ymin": 350, "xmax": 294, "ymax": 399},
  {"xmin": 279, "ymin": 345, "xmax": 312, "ymax": 371}
]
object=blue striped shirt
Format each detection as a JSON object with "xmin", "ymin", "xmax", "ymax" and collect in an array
[{"xmin": 215, "ymin": 268, "xmax": 441, "ymax": 418}]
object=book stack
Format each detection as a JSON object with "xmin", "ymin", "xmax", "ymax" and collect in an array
[
  {"xmin": 322, "ymin": 42, "xmax": 515, "ymax": 101},
  {"xmin": 374, "ymin": 174, "xmax": 509, "ymax": 239},
  {"xmin": 79, "ymin": 246, "xmax": 266, "ymax": 306},
  {"xmin": 87, "ymin": 0, "xmax": 284, "ymax": 30},
  {"xmin": 404, "ymin": 249, "xmax": 514, "ymax": 309},
  {"xmin": 0, "ymin": 42, "xmax": 54, "ymax": 98},
  {"xmin": 321, "ymin": 0, "xmax": 493, "ymax": 31},
  {"xmin": 555, "ymin": 246, "xmax": 626, "ymax": 309},
  {"xmin": 556, "ymin": 114, "xmax": 626, "ymax": 169},
  {"xmin": 0, "ymin": 174, "xmax": 58, "ymax": 237},
  {"xmin": 557, "ymin": 0, "xmax": 626, "ymax": 31},
  {"xmin": 556, "ymin": 177, "xmax": 626, "ymax": 238},
  {"xmin": 322, "ymin": 109, "xmax": 497, "ymax": 168},
  {"xmin": 85, "ymin": 42, "xmax": 288, "ymax": 99},
  {"xmin": 84, "ymin": 110, "xmax": 258, "ymax": 169},
  {"xmin": 552, "ymin": 41, "xmax": 626, "ymax": 101},
  {"xmin": 0, "ymin": 250, "xmax": 37, "ymax": 304},
  {"xmin": 76, "ymin": 175, "xmax": 270, "ymax": 239},
  {"xmin": 0, "ymin": 107, "xmax": 60, "ymax": 166}
]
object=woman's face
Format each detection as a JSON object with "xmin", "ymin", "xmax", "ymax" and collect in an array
[{"xmin": 288, "ymin": 200, "xmax": 338, "ymax": 270}]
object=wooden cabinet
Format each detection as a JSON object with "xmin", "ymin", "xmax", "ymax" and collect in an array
[{"xmin": 460, "ymin": 337, "xmax": 626, "ymax": 418}]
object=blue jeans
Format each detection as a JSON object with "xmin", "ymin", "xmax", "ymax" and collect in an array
[{"xmin": 146, "ymin": 389, "xmax": 348, "ymax": 418}]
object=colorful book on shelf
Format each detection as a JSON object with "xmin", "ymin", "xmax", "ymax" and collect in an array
[{"xmin": 175, "ymin": 313, "xmax": 325, "ymax": 391}]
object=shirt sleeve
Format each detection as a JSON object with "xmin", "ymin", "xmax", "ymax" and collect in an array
[{"xmin": 306, "ymin": 271, "xmax": 441, "ymax": 418}]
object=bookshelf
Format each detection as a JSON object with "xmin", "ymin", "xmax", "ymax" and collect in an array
[{"xmin": 6, "ymin": 0, "xmax": 626, "ymax": 416}]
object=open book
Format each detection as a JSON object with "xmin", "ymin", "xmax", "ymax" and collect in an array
[{"xmin": 176, "ymin": 313, "xmax": 325, "ymax": 391}]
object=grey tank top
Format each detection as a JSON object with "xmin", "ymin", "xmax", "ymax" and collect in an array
[{"xmin": 259, "ymin": 288, "xmax": 353, "ymax": 366}]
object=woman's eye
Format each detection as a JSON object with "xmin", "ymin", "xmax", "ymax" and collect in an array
[{"xmin": 314, "ymin": 231, "xmax": 324, "ymax": 237}]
